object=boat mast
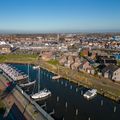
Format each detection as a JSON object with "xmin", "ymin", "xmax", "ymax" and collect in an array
[
  {"xmin": 57, "ymin": 65, "xmax": 59, "ymax": 75},
  {"xmin": 38, "ymin": 68, "xmax": 40, "ymax": 92},
  {"xmin": 28, "ymin": 63, "xmax": 29, "ymax": 82}
]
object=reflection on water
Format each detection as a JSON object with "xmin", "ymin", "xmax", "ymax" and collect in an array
[{"xmin": 11, "ymin": 64, "xmax": 120, "ymax": 120}]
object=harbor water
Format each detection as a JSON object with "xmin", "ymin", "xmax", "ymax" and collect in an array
[{"xmin": 11, "ymin": 64, "xmax": 120, "ymax": 120}]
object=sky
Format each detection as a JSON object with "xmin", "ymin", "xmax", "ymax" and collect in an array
[{"xmin": 0, "ymin": 0, "xmax": 120, "ymax": 33}]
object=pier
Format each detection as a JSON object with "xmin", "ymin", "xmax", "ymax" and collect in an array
[{"xmin": 0, "ymin": 64, "xmax": 28, "ymax": 84}]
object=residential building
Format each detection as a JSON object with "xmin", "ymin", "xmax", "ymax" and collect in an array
[
  {"xmin": 102, "ymin": 65, "xmax": 120, "ymax": 81},
  {"xmin": 41, "ymin": 51, "xmax": 54, "ymax": 61},
  {"xmin": 0, "ymin": 45, "xmax": 11, "ymax": 54}
]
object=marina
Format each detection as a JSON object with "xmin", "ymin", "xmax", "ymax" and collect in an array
[
  {"xmin": 6, "ymin": 63, "xmax": 120, "ymax": 120},
  {"xmin": 0, "ymin": 1, "xmax": 120, "ymax": 119}
]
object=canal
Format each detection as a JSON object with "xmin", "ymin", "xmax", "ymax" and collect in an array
[{"xmin": 11, "ymin": 64, "xmax": 120, "ymax": 120}]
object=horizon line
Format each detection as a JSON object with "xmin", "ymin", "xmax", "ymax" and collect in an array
[{"xmin": 0, "ymin": 29, "xmax": 120, "ymax": 34}]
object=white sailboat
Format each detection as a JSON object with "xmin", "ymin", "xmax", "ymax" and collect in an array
[
  {"xmin": 31, "ymin": 68, "xmax": 51, "ymax": 100},
  {"xmin": 31, "ymin": 88, "xmax": 51, "ymax": 99},
  {"xmin": 19, "ymin": 64, "xmax": 36, "ymax": 88}
]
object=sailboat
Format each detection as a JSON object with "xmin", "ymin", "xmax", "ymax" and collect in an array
[
  {"xmin": 19, "ymin": 64, "xmax": 36, "ymax": 88},
  {"xmin": 52, "ymin": 65, "xmax": 61, "ymax": 80},
  {"xmin": 31, "ymin": 68, "xmax": 51, "ymax": 100}
]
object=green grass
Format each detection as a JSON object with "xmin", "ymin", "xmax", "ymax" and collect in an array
[
  {"xmin": 47, "ymin": 59, "xmax": 59, "ymax": 65},
  {"xmin": 0, "ymin": 54, "xmax": 38, "ymax": 63}
]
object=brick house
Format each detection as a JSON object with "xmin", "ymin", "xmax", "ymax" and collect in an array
[
  {"xmin": 79, "ymin": 61, "xmax": 95, "ymax": 74},
  {"xmin": 64, "ymin": 56, "xmax": 74, "ymax": 68},
  {"xmin": 59, "ymin": 56, "xmax": 67, "ymax": 65},
  {"xmin": 101, "ymin": 65, "xmax": 120, "ymax": 81},
  {"xmin": 71, "ymin": 57, "xmax": 81, "ymax": 71},
  {"xmin": 41, "ymin": 51, "xmax": 54, "ymax": 61},
  {"xmin": 0, "ymin": 45, "xmax": 11, "ymax": 54},
  {"xmin": 81, "ymin": 49, "xmax": 89, "ymax": 56}
]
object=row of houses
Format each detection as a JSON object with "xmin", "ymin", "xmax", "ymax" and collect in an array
[
  {"xmin": 59, "ymin": 55, "xmax": 95, "ymax": 75},
  {"xmin": 59, "ymin": 49, "xmax": 120, "ymax": 82}
]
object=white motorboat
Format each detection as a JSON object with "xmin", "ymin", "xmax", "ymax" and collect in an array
[
  {"xmin": 31, "ymin": 89, "xmax": 51, "ymax": 100},
  {"xmin": 19, "ymin": 64, "xmax": 36, "ymax": 87},
  {"xmin": 52, "ymin": 75, "xmax": 61, "ymax": 80},
  {"xmin": 83, "ymin": 89, "xmax": 97, "ymax": 100},
  {"xmin": 33, "ymin": 66, "xmax": 39, "ymax": 70},
  {"xmin": 19, "ymin": 81, "xmax": 36, "ymax": 88}
]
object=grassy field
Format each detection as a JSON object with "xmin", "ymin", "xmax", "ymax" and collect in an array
[
  {"xmin": 0, "ymin": 54, "xmax": 38, "ymax": 64},
  {"xmin": 47, "ymin": 59, "xmax": 59, "ymax": 65}
]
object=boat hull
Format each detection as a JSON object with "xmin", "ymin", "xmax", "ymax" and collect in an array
[{"xmin": 31, "ymin": 89, "xmax": 51, "ymax": 100}]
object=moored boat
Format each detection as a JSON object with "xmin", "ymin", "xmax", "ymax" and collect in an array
[
  {"xmin": 83, "ymin": 89, "xmax": 97, "ymax": 100},
  {"xmin": 52, "ymin": 75, "xmax": 61, "ymax": 80},
  {"xmin": 33, "ymin": 66, "xmax": 39, "ymax": 70},
  {"xmin": 31, "ymin": 88, "xmax": 51, "ymax": 100},
  {"xmin": 19, "ymin": 81, "xmax": 36, "ymax": 87}
]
